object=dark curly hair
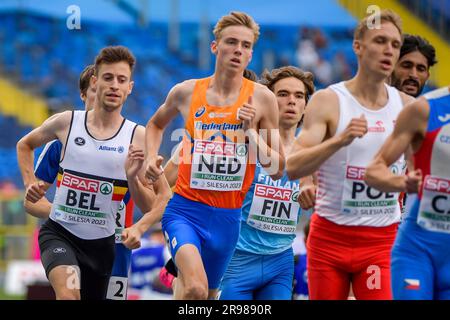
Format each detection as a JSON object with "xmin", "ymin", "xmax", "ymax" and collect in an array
[{"xmin": 400, "ymin": 34, "xmax": 437, "ymax": 68}]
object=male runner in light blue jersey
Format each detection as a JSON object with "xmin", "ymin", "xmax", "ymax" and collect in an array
[{"xmin": 218, "ymin": 66, "xmax": 314, "ymax": 300}]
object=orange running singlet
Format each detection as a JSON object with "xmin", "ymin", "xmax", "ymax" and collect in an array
[{"xmin": 174, "ymin": 77, "xmax": 256, "ymax": 209}]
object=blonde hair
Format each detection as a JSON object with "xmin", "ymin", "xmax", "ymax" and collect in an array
[
  {"xmin": 354, "ymin": 9, "xmax": 402, "ymax": 40},
  {"xmin": 213, "ymin": 11, "xmax": 260, "ymax": 43}
]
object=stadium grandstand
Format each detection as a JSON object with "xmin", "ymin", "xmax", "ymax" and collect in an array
[{"xmin": 0, "ymin": 0, "xmax": 448, "ymax": 301}]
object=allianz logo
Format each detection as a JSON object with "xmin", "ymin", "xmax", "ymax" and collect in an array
[{"xmin": 98, "ymin": 145, "xmax": 125, "ymax": 153}]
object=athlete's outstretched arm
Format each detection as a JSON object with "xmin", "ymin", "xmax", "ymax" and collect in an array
[
  {"xmin": 163, "ymin": 143, "xmax": 181, "ymax": 188},
  {"xmin": 287, "ymin": 90, "xmax": 338, "ymax": 179},
  {"xmin": 122, "ymin": 174, "xmax": 171, "ymax": 249},
  {"xmin": 127, "ymin": 126, "xmax": 158, "ymax": 212},
  {"xmin": 17, "ymin": 111, "xmax": 71, "ymax": 203},
  {"xmin": 246, "ymin": 87, "xmax": 285, "ymax": 179},
  {"xmin": 23, "ymin": 181, "xmax": 52, "ymax": 218},
  {"xmin": 365, "ymin": 98, "xmax": 429, "ymax": 192},
  {"xmin": 145, "ymin": 81, "xmax": 194, "ymax": 182},
  {"xmin": 25, "ymin": 141, "xmax": 62, "ymax": 218},
  {"xmin": 287, "ymin": 89, "xmax": 368, "ymax": 180}
]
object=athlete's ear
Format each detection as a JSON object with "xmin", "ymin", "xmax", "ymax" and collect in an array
[
  {"xmin": 211, "ymin": 40, "xmax": 218, "ymax": 55},
  {"xmin": 128, "ymin": 80, "xmax": 134, "ymax": 95},
  {"xmin": 91, "ymin": 75, "xmax": 98, "ymax": 90},
  {"xmin": 353, "ymin": 39, "xmax": 361, "ymax": 56}
]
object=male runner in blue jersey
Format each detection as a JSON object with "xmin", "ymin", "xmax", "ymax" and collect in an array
[{"xmin": 365, "ymin": 86, "xmax": 450, "ymax": 300}]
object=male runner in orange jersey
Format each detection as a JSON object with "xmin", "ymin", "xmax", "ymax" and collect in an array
[{"xmin": 144, "ymin": 12, "xmax": 284, "ymax": 299}]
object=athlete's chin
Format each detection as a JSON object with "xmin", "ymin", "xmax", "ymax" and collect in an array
[
  {"xmin": 102, "ymin": 102, "xmax": 122, "ymax": 112},
  {"xmin": 281, "ymin": 119, "xmax": 300, "ymax": 127},
  {"xmin": 370, "ymin": 68, "xmax": 390, "ymax": 80}
]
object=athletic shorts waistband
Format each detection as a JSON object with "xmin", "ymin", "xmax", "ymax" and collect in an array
[
  {"xmin": 311, "ymin": 213, "xmax": 398, "ymax": 244},
  {"xmin": 170, "ymin": 192, "xmax": 242, "ymax": 216}
]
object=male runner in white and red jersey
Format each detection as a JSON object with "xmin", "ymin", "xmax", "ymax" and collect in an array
[{"xmin": 287, "ymin": 10, "xmax": 414, "ymax": 299}]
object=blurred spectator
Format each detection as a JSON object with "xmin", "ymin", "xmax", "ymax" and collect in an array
[
  {"xmin": 314, "ymin": 57, "xmax": 333, "ymax": 86},
  {"xmin": 312, "ymin": 28, "xmax": 328, "ymax": 50},
  {"xmin": 332, "ymin": 52, "xmax": 352, "ymax": 82},
  {"xmin": 128, "ymin": 223, "xmax": 171, "ymax": 299},
  {"xmin": 299, "ymin": 26, "xmax": 313, "ymax": 42},
  {"xmin": 296, "ymin": 39, "xmax": 319, "ymax": 72},
  {"xmin": 0, "ymin": 179, "xmax": 20, "ymax": 199}
]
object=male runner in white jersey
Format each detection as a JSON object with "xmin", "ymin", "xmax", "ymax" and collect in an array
[
  {"xmin": 25, "ymin": 64, "xmax": 163, "ymax": 300},
  {"xmin": 287, "ymin": 10, "xmax": 415, "ymax": 299},
  {"xmin": 144, "ymin": 12, "xmax": 284, "ymax": 299},
  {"xmin": 24, "ymin": 65, "xmax": 97, "ymax": 218},
  {"xmin": 17, "ymin": 46, "xmax": 170, "ymax": 300}
]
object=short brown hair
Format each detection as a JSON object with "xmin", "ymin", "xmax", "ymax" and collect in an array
[
  {"xmin": 79, "ymin": 64, "xmax": 95, "ymax": 97},
  {"xmin": 260, "ymin": 66, "xmax": 315, "ymax": 102},
  {"xmin": 213, "ymin": 11, "xmax": 260, "ymax": 43},
  {"xmin": 94, "ymin": 45, "xmax": 136, "ymax": 76},
  {"xmin": 354, "ymin": 9, "xmax": 402, "ymax": 40}
]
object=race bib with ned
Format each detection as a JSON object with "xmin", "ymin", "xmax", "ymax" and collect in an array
[{"xmin": 190, "ymin": 140, "xmax": 248, "ymax": 191}]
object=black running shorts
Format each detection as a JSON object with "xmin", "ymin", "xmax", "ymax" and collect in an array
[{"xmin": 38, "ymin": 219, "xmax": 115, "ymax": 300}]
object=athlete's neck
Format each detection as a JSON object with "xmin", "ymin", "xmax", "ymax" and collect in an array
[
  {"xmin": 210, "ymin": 69, "xmax": 244, "ymax": 100},
  {"xmin": 280, "ymin": 126, "xmax": 297, "ymax": 154},
  {"xmin": 87, "ymin": 107, "xmax": 124, "ymax": 139},
  {"xmin": 346, "ymin": 70, "xmax": 389, "ymax": 110}
]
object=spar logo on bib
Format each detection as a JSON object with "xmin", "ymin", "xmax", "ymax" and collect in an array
[
  {"xmin": 195, "ymin": 140, "xmax": 236, "ymax": 155},
  {"xmin": 255, "ymin": 184, "xmax": 296, "ymax": 217},
  {"xmin": 292, "ymin": 190, "xmax": 299, "ymax": 202},
  {"xmin": 62, "ymin": 173, "xmax": 99, "ymax": 192},
  {"xmin": 236, "ymin": 144, "xmax": 248, "ymax": 156},
  {"xmin": 417, "ymin": 176, "xmax": 450, "ymax": 233},
  {"xmin": 100, "ymin": 183, "xmax": 112, "ymax": 195},
  {"xmin": 422, "ymin": 177, "xmax": 450, "ymax": 214}
]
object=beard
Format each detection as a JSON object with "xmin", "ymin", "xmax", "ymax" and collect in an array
[{"xmin": 391, "ymin": 75, "xmax": 423, "ymax": 98}]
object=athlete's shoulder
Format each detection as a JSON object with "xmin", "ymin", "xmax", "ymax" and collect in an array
[
  {"xmin": 397, "ymin": 90, "xmax": 416, "ymax": 107},
  {"xmin": 253, "ymin": 82, "xmax": 273, "ymax": 95},
  {"xmin": 309, "ymin": 87, "xmax": 339, "ymax": 107},
  {"xmin": 171, "ymin": 79, "xmax": 197, "ymax": 97},
  {"xmin": 44, "ymin": 110, "xmax": 72, "ymax": 124},
  {"xmin": 403, "ymin": 96, "xmax": 429, "ymax": 123},
  {"xmin": 423, "ymin": 86, "xmax": 450, "ymax": 101},
  {"xmin": 253, "ymin": 82, "xmax": 276, "ymax": 103},
  {"xmin": 49, "ymin": 110, "xmax": 74, "ymax": 128}
]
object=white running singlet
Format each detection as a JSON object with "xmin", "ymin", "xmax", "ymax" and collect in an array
[
  {"xmin": 49, "ymin": 110, "xmax": 137, "ymax": 239},
  {"xmin": 315, "ymin": 82, "xmax": 406, "ymax": 226}
]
